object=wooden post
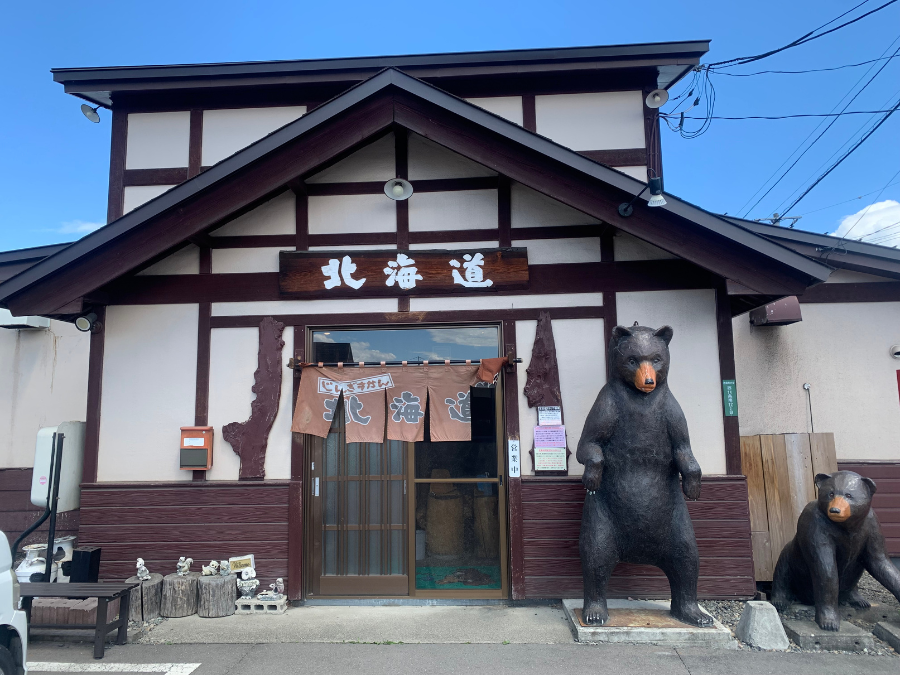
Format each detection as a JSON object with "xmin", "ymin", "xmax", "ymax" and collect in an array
[
  {"xmin": 161, "ymin": 572, "xmax": 199, "ymax": 617},
  {"xmin": 198, "ymin": 574, "xmax": 237, "ymax": 618},
  {"xmin": 125, "ymin": 573, "xmax": 163, "ymax": 622}
]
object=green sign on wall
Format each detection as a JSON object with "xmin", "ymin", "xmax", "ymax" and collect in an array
[{"xmin": 722, "ymin": 379, "xmax": 738, "ymax": 417}]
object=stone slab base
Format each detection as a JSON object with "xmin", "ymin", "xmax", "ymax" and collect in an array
[
  {"xmin": 562, "ymin": 599, "xmax": 735, "ymax": 647},
  {"xmin": 235, "ymin": 596, "xmax": 288, "ymax": 615},
  {"xmin": 790, "ymin": 602, "xmax": 899, "ymax": 625},
  {"xmin": 781, "ymin": 618, "xmax": 874, "ymax": 651},
  {"xmin": 873, "ymin": 622, "xmax": 900, "ymax": 652}
]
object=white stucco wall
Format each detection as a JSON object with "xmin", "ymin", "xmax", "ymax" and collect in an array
[
  {"xmin": 307, "ymin": 133, "xmax": 395, "ymax": 183},
  {"xmin": 512, "ymin": 237, "xmax": 602, "ymax": 264},
  {"xmin": 616, "ymin": 289, "xmax": 726, "ymax": 474},
  {"xmin": 733, "ymin": 301, "xmax": 900, "ymax": 461},
  {"xmin": 516, "ymin": 318, "xmax": 607, "ymax": 476},
  {"xmin": 123, "ymin": 185, "xmax": 176, "ymax": 214},
  {"xmin": 465, "ymin": 97, "xmax": 524, "ymax": 126},
  {"xmin": 309, "ymin": 194, "xmax": 396, "ymax": 235},
  {"xmin": 409, "ymin": 190, "xmax": 498, "ymax": 232},
  {"xmin": 614, "ymin": 232, "xmax": 677, "ymax": 261},
  {"xmin": 207, "ymin": 327, "xmax": 294, "ymax": 480},
  {"xmin": 617, "ymin": 166, "xmax": 648, "ymax": 181},
  {"xmin": 211, "ymin": 298, "xmax": 400, "ymax": 317},
  {"xmin": 211, "ymin": 191, "xmax": 295, "ymax": 237},
  {"xmin": 211, "ymin": 247, "xmax": 286, "ymax": 274},
  {"xmin": 511, "ymin": 183, "xmax": 599, "ymax": 229},
  {"xmin": 137, "ymin": 244, "xmax": 200, "ymax": 276},
  {"xmin": 202, "ymin": 106, "xmax": 306, "ymax": 166},
  {"xmin": 125, "ymin": 112, "xmax": 190, "ymax": 169},
  {"xmin": 535, "ymin": 91, "xmax": 645, "ymax": 150},
  {"xmin": 97, "ymin": 304, "xmax": 199, "ymax": 482},
  {"xmin": 410, "ymin": 292, "xmax": 603, "ymax": 313},
  {"xmin": 0, "ymin": 321, "xmax": 89, "ymax": 468},
  {"xmin": 408, "ymin": 135, "xmax": 497, "ymax": 180}
]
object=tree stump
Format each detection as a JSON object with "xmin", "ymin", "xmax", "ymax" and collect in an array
[
  {"xmin": 161, "ymin": 572, "xmax": 199, "ymax": 617},
  {"xmin": 198, "ymin": 574, "xmax": 237, "ymax": 618}
]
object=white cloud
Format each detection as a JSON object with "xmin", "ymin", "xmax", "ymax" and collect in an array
[
  {"xmin": 427, "ymin": 327, "xmax": 498, "ymax": 347},
  {"xmin": 831, "ymin": 200, "xmax": 900, "ymax": 248},
  {"xmin": 55, "ymin": 220, "xmax": 104, "ymax": 235},
  {"xmin": 349, "ymin": 341, "xmax": 396, "ymax": 362}
]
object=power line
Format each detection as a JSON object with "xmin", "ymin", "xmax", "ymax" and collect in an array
[
  {"xmin": 797, "ymin": 181, "xmax": 900, "ymax": 216},
  {"xmin": 661, "ymin": 109, "xmax": 895, "ymax": 120},
  {"xmin": 715, "ymin": 54, "xmax": 899, "ymax": 76},
  {"xmin": 739, "ymin": 41, "xmax": 900, "ymax": 217},
  {"xmin": 797, "ymin": 132, "xmax": 900, "ymax": 250},
  {"xmin": 709, "ymin": 0, "xmax": 897, "ymax": 69}
]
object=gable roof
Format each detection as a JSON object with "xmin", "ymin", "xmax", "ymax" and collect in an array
[
  {"xmin": 53, "ymin": 41, "xmax": 710, "ymax": 108},
  {"xmin": 0, "ymin": 242, "xmax": 72, "ymax": 285},
  {"xmin": 1, "ymin": 68, "xmax": 831, "ymax": 316}
]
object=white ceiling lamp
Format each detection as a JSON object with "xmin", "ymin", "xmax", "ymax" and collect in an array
[
  {"xmin": 80, "ymin": 104, "xmax": 101, "ymax": 123},
  {"xmin": 384, "ymin": 178, "xmax": 413, "ymax": 201},
  {"xmin": 645, "ymin": 89, "xmax": 669, "ymax": 109},
  {"xmin": 618, "ymin": 176, "xmax": 667, "ymax": 217}
]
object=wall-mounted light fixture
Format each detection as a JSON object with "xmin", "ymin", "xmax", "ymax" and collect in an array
[
  {"xmin": 645, "ymin": 89, "xmax": 669, "ymax": 109},
  {"xmin": 80, "ymin": 104, "xmax": 101, "ymax": 124},
  {"xmin": 384, "ymin": 178, "xmax": 413, "ymax": 201},
  {"xmin": 74, "ymin": 312, "xmax": 101, "ymax": 333},
  {"xmin": 618, "ymin": 176, "xmax": 666, "ymax": 217}
]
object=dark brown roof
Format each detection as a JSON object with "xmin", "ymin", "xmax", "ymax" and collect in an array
[
  {"xmin": 0, "ymin": 242, "xmax": 72, "ymax": 285},
  {"xmin": 2, "ymin": 68, "xmax": 830, "ymax": 316}
]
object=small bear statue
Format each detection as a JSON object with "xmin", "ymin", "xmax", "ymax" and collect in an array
[
  {"xmin": 771, "ymin": 471, "xmax": 900, "ymax": 631},
  {"xmin": 136, "ymin": 558, "xmax": 150, "ymax": 581},
  {"xmin": 577, "ymin": 323, "xmax": 710, "ymax": 627}
]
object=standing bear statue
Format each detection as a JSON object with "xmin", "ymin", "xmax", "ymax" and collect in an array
[
  {"xmin": 770, "ymin": 471, "xmax": 900, "ymax": 631},
  {"xmin": 577, "ymin": 323, "xmax": 711, "ymax": 627}
]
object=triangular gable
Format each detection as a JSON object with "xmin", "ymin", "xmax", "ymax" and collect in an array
[{"xmin": 0, "ymin": 68, "xmax": 831, "ymax": 316}]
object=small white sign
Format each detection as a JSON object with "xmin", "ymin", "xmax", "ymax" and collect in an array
[
  {"xmin": 534, "ymin": 425, "xmax": 566, "ymax": 448},
  {"xmin": 508, "ymin": 439, "xmax": 521, "ymax": 478},
  {"xmin": 534, "ymin": 447, "xmax": 567, "ymax": 471},
  {"xmin": 183, "ymin": 437, "xmax": 205, "ymax": 447},
  {"xmin": 537, "ymin": 406, "xmax": 562, "ymax": 426},
  {"xmin": 228, "ymin": 554, "xmax": 255, "ymax": 572}
]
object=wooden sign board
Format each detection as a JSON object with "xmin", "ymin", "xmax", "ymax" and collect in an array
[{"xmin": 279, "ymin": 248, "xmax": 528, "ymax": 298}]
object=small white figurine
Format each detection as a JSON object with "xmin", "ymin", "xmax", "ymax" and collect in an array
[
  {"xmin": 271, "ymin": 578, "xmax": 284, "ymax": 596},
  {"xmin": 136, "ymin": 558, "xmax": 150, "ymax": 581},
  {"xmin": 201, "ymin": 560, "xmax": 219, "ymax": 576},
  {"xmin": 240, "ymin": 567, "xmax": 256, "ymax": 580},
  {"xmin": 236, "ymin": 567, "xmax": 259, "ymax": 599},
  {"xmin": 176, "ymin": 557, "xmax": 193, "ymax": 576},
  {"xmin": 219, "ymin": 560, "xmax": 231, "ymax": 576}
]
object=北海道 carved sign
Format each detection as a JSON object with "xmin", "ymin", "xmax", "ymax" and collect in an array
[{"xmin": 278, "ymin": 248, "xmax": 528, "ymax": 298}]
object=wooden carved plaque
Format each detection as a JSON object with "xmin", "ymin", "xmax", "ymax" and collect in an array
[{"xmin": 279, "ymin": 248, "xmax": 528, "ymax": 298}]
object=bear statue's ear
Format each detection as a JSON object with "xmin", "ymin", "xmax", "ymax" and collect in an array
[
  {"xmin": 611, "ymin": 325, "xmax": 633, "ymax": 343},
  {"xmin": 814, "ymin": 473, "xmax": 832, "ymax": 490},
  {"xmin": 862, "ymin": 476, "xmax": 877, "ymax": 495},
  {"xmin": 654, "ymin": 325, "xmax": 674, "ymax": 345}
]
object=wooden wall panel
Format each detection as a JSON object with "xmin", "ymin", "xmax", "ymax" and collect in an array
[
  {"xmin": 520, "ymin": 475, "xmax": 756, "ymax": 599},
  {"xmin": 0, "ymin": 468, "xmax": 80, "ymax": 550},
  {"xmin": 837, "ymin": 462, "xmax": 900, "ymax": 556},
  {"xmin": 78, "ymin": 482, "xmax": 289, "ymax": 586}
]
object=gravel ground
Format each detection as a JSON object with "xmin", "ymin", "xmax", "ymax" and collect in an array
[{"xmin": 703, "ymin": 572, "xmax": 899, "ymax": 657}]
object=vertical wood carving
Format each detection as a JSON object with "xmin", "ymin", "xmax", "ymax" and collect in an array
[
  {"xmin": 523, "ymin": 311, "xmax": 562, "ymax": 409},
  {"xmin": 223, "ymin": 316, "xmax": 286, "ymax": 480}
]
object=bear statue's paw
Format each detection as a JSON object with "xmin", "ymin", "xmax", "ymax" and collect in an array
[
  {"xmin": 843, "ymin": 589, "xmax": 871, "ymax": 609},
  {"xmin": 582, "ymin": 600, "xmax": 609, "ymax": 626},
  {"xmin": 815, "ymin": 607, "xmax": 841, "ymax": 631},
  {"xmin": 671, "ymin": 602, "xmax": 713, "ymax": 627}
]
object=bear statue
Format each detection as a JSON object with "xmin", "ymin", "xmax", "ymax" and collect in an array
[
  {"xmin": 770, "ymin": 470, "xmax": 900, "ymax": 631},
  {"xmin": 576, "ymin": 323, "xmax": 710, "ymax": 627}
]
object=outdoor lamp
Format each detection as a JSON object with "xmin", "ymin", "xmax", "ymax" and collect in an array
[
  {"xmin": 618, "ymin": 175, "xmax": 666, "ymax": 217},
  {"xmin": 80, "ymin": 104, "xmax": 101, "ymax": 123},
  {"xmin": 384, "ymin": 178, "xmax": 413, "ymax": 201},
  {"xmin": 75, "ymin": 312, "xmax": 99, "ymax": 333}
]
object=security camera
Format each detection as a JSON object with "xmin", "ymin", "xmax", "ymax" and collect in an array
[{"xmin": 891, "ymin": 344, "xmax": 900, "ymax": 359}]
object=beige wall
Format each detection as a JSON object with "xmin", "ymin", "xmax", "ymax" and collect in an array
[
  {"xmin": 465, "ymin": 97, "xmax": 524, "ymax": 126},
  {"xmin": 125, "ymin": 112, "xmax": 190, "ymax": 169},
  {"xmin": 408, "ymin": 135, "xmax": 496, "ymax": 180},
  {"xmin": 733, "ymin": 301, "xmax": 900, "ymax": 461},
  {"xmin": 535, "ymin": 91, "xmax": 645, "ymax": 150},
  {"xmin": 123, "ymin": 185, "xmax": 176, "ymax": 214},
  {"xmin": 97, "ymin": 304, "xmax": 199, "ymax": 482},
  {"xmin": 511, "ymin": 183, "xmax": 599, "ymax": 229},
  {"xmin": 309, "ymin": 194, "xmax": 395, "ymax": 235},
  {"xmin": 307, "ymin": 133, "xmax": 395, "ymax": 183},
  {"xmin": 616, "ymin": 289, "xmax": 727, "ymax": 474},
  {"xmin": 211, "ymin": 191, "xmax": 295, "ymax": 237},
  {"xmin": 0, "ymin": 321, "xmax": 89, "ymax": 468},
  {"xmin": 408, "ymin": 190, "xmax": 497, "ymax": 232},
  {"xmin": 137, "ymin": 244, "xmax": 200, "ymax": 276},
  {"xmin": 516, "ymin": 317, "xmax": 607, "ymax": 476},
  {"xmin": 614, "ymin": 232, "xmax": 677, "ymax": 261},
  {"xmin": 202, "ymin": 106, "xmax": 306, "ymax": 166}
]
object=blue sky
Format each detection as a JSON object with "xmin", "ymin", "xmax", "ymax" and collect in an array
[{"xmin": 2, "ymin": 0, "xmax": 898, "ymax": 252}]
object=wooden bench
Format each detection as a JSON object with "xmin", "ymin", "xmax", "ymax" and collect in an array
[{"xmin": 20, "ymin": 582, "xmax": 137, "ymax": 659}]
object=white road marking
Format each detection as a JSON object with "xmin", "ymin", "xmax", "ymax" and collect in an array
[{"xmin": 28, "ymin": 663, "xmax": 201, "ymax": 674}]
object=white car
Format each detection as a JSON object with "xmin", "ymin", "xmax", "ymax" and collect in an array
[{"xmin": 0, "ymin": 532, "xmax": 27, "ymax": 675}]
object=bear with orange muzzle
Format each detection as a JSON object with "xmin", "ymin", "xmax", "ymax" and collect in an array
[{"xmin": 770, "ymin": 471, "xmax": 900, "ymax": 631}]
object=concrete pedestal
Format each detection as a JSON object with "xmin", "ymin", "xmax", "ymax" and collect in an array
[
  {"xmin": 873, "ymin": 621, "xmax": 900, "ymax": 652},
  {"xmin": 781, "ymin": 618, "xmax": 874, "ymax": 651},
  {"xmin": 562, "ymin": 599, "xmax": 735, "ymax": 647}
]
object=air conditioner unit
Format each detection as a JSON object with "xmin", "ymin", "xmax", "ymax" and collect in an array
[{"xmin": 0, "ymin": 307, "xmax": 50, "ymax": 330}]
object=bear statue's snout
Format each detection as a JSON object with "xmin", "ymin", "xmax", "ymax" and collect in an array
[
  {"xmin": 633, "ymin": 362, "xmax": 657, "ymax": 393},
  {"xmin": 827, "ymin": 496, "xmax": 851, "ymax": 522}
]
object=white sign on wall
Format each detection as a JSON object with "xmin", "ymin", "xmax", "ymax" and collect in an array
[{"xmin": 508, "ymin": 439, "xmax": 521, "ymax": 478}]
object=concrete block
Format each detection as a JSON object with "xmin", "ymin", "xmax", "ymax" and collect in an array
[
  {"xmin": 841, "ymin": 603, "xmax": 900, "ymax": 624},
  {"xmin": 235, "ymin": 596, "xmax": 288, "ymax": 615},
  {"xmin": 873, "ymin": 621, "xmax": 900, "ymax": 653},
  {"xmin": 781, "ymin": 618, "xmax": 874, "ymax": 651},
  {"xmin": 562, "ymin": 599, "xmax": 735, "ymax": 648},
  {"xmin": 735, "ymin": 601, "xmax": 789, "ymax": 650}
]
